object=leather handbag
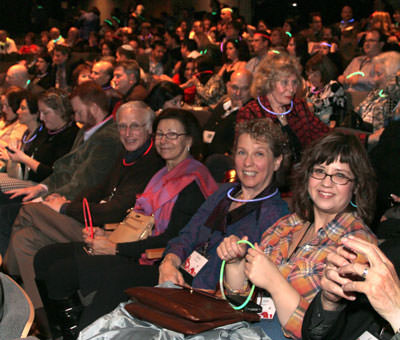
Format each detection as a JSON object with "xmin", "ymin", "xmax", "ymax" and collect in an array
[
  {"xmin": 82, "ymin": 199, "xmax": 154, "ymax": 243},
  {"xmin": 107, "ymin": 209, "xmax": 154, "ymax": 243},
  {"xmin": 124, "ymin": 286, "xmax": 260, "ymax": 335}
]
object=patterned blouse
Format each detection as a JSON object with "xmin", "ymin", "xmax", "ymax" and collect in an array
[
  {"xmin": 356, "ymin": 71, "xmax": 400, "ymax": 132},
  {"xmin": 306, "ymin": 80, "xmax": 346, "ymax": 125},
  {"xmin": 260, "ymin": 212, "xmax": 376, "ymax": 339}
]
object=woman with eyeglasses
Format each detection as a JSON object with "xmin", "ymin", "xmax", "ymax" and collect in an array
[
  {"xmin": 76, "ymin": 118, "xmax": 290, "ymax": 339},
  {"xmin": 33, "ymin": 108, "xmax": 217, "ymax": 338},
  {"xmin": 217, "ymin": 131, "xmax": 376, "ymax": 339}
]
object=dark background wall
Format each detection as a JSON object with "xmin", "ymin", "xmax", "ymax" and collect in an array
[{"xmin": 0, "ymin": 0, "xmax": 391, "ymax": 35}]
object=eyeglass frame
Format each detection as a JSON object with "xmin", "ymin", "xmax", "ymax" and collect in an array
[
  {"xmin": 153, "ymin": 132, "xmax": 187, "ymax": 140},
  {"xmin": 310, "ymin": 167, "xmax": 355, "ymax": 185},
  {"xmin": 116, "ymin": 122, "xmax": 147, "ymax": 133}
]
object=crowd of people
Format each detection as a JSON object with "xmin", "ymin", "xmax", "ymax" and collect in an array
[{"xmin": 0, "ymin": 2, "xmax": 399, "ymax": 340}]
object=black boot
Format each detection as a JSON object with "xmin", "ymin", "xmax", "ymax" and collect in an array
[{"xmin": 50, "ymin": 293, "xmax": 83, "ymax": 340}]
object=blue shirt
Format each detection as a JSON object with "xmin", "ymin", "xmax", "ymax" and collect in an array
[{"xmin": 164, "ymin": 182, "xmax": 289, "ymax": 290}]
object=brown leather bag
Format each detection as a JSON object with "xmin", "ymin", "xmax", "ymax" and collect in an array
[{"xmin": 124, "ymin": 287, "xmax": 260, "ymax": 335}]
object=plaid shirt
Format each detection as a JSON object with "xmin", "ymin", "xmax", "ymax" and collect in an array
[
  {"xmin": 237, "ymin": 96, "xmax": 330, "ymax": 147},
  {"xmin": 260, "ymin": 212, "xmax": 377, "ymax": 339}
]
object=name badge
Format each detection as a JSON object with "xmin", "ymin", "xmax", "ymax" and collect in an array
[
  {"xmin": 203, "ymin": 130, "xmax": 216, "ymax": 144},
  {"xmin": 357, "ymin": 331, "xmax": 379, "ymax": 340},
  {"xmin": 256, "ymin": 296, "xmax": 276, "ymax": 319},
  {"xmin": 181, "ymin": 250, "xmax": 208, "ymax": 277}
]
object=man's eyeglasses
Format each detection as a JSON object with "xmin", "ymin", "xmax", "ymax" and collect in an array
[
  {"xmin": 117, "ymin": 122, "xmax": 147, "ymax": 133},
  {"xmin": 310, "ymin": 168, "xmax": 354, "ymax": 185},
  {"xmin": 154, "ymin": 132, "xmax": 187, "ymax": 140}
]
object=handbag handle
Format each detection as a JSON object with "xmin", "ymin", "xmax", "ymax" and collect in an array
[
  {"xmin": 219, "ymin": 240, "xmax": 256, "ymax": 310},
  {"xmin": 82, "ymin": 198, "xmax": 94, "ymax": 239}
]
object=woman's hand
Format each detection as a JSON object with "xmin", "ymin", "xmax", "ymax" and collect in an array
[
  {"xmin": 85, "ymin": 234, "xmax": 117, "ymax": 255},
  {"xmin": 82, "ymin": 226, "xmax": 105, "ymax": 240},
  {"xmin": 6, "ymin": 184, "xmax": 47, "ymax": 201},
  {"xmin": 244, "ymin": 244, "xmax": 281, "ymax": 291},
  {"xmin": 217, "ymin": 235, "xmax": 248, "ymax": 263},
  {"xmin": 319, "ymin": 246, "xmax": 358, "ymax": 311},
  {"xmin": 5, "ymin": 145, "xmax": 29, "ymax": 163},
  {"xmin": 158, "ymin": 254, "xmax": 185, "ymax": 286},
  {"xmin": 339, "ymin": 236, "xmax": 400, "ymax": 332},
  {"xmin": 181, "ymin": 76, "xmax": 198, "ymax": 89}
]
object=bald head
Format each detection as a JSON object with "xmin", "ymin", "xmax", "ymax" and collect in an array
[
  {"xmin": 6, "ymin": 64, "xmax": 29, "ymax": 88},
  {"xmin": 91, "ymin": 60, "xmax": 114, "ymax": 87},
  {"xmin": 49, "ymin": 27, "xmax": 61, "ymax": 40},
  {"xmin": 228, "ymin": 69, "xmax": 253, "ymax": 106}
]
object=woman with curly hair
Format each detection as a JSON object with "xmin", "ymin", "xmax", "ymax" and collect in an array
[{"xmin": 237, "ymin": 52, "xmax": 330, "ymax": 161}]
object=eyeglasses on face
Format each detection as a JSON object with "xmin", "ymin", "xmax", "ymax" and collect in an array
[
  {"xmin": 117, "ymin": 122, "xmax": 147, "ymax": 132},
  {"xmin": 310, "ymin": 167, "xmax": 354, "ymax": 185},
  {"xmin": 154, "ymin": 132, "xmax": 187, "ymax": 140}
]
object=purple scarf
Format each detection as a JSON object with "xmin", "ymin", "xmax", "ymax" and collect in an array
[{"xmin": 134, "ymin": 157, "xmax": 218, "ymax": 237}]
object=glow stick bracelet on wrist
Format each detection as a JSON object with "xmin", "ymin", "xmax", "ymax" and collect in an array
[
  {"xmin": 346, "ymin": 71, "xmax": 365, "ymax": 79},
  {"xmin": 219, "ymin": 239, "xmax": 256, "ymax": 310}
]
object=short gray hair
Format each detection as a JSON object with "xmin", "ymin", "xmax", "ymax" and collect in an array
[
  {"xmin": 116, "ymin": 101, "xmax": 155, "ymax": 132},
  {"xmin": 373, "ymin": 51, "xmax": 400, "ymax": 83}
]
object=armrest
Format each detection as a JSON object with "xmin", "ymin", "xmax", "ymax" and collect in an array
[{"xmin": 145, "ymin": 248, "xmax": 165, "ymax": 260}]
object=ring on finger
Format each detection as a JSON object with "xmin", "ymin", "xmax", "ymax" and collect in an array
[{"xmin": 361, "ymin": 267, "xmax": 369, "ymax": 280}]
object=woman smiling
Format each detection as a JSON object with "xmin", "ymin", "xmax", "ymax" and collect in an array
[{"xmin": 218, "ymin": 132, "xmax": 376, "ymax": 339}]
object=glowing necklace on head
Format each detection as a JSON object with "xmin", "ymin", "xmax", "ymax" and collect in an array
[
  {"xmin": 257, "ymin": 96, "xmax": 293, "ymax": 116},
  {"xmin": 227, "ymin": 187, "xmax": 279, "ymax": 203}
]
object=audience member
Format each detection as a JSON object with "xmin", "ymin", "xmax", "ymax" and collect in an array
[
  {"xmin": 338, "ymin": 29, "xmax": 384, "ymax": 93},
  {"xmin": 203, "ymin": 69, "xmax": 253, "ymax": 158},
  {"xmin": 34, "ymin": 108, "xmax": 217, "ymax": 336},
  {"xmin": 112, "ymin": 60, "xmax": 147, "ymax": 103},
  {"xmin": 0, "ymin": 30, "xmax": 18, "ymax": 54},
  {"xmin": 246, "ymin": 30, "xmax": 270, "ymax": 73},
  {"xmin": 305, "ymin": 54, "xmax": 345, "ymax": 127}
]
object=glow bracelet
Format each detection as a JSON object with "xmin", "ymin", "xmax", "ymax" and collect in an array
[
  {"xmin": 219, "ymin": 240, "xmax": 256, "ymax": 310},
  {"xmin": 346, "ymin": 71, "xmax": 365, "ymax": 79}
]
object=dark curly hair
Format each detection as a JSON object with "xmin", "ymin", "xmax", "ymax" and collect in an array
[{"xmin": 292, "ymin": 132, "xmax": 376, "ymax": 224}]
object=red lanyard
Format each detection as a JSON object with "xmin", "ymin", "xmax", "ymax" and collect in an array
[
  {"xmin": 122, "ymin": 139, "xmax": 153, "ymax": 166},
  {"xmin": 82, "ymin": 197, "xmax": 93, "ymax": 239}
]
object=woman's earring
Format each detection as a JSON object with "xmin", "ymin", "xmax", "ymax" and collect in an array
[
  {"xmin": 350, "ymin": 200, "xmax": 357, "ymax": 208},
  {"xmin": 187, "ymin": 146, "xmax": 191, "ymax": 152}
]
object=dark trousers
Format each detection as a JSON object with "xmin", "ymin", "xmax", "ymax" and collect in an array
[
  {"xmin": 34, "ymin": 242, "xmax": 159, "ymax": 330},
  {"xmin": 0, "ymin": 192, "xmax": 23, "ymax": 256}
]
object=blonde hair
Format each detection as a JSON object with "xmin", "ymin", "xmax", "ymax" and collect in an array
[{"xmin": 251, "ymin": 52, "xmax": 302, "ymax": 97}]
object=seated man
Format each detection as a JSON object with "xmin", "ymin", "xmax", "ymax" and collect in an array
[
  {"xmin": 3, "ymin": 82, "xmax": 123, "ymax": 309},
  {"xmin": 338, "ymin": 29, "xmax": 384, "ymax": 93},
  {"xmin": 203, "ymin": 69, "xmax": 253, "ymax": 159},
  {"xmin": 4, "ymin": 101, "xmax": 164, "ymax": 339},
  {"xmin": 112, "ymin": 60, "xmax": 148, "ymax": 104},
  {"xmin": 90, "ymin": 60, "xmax": 122, "ymax": 112}
]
